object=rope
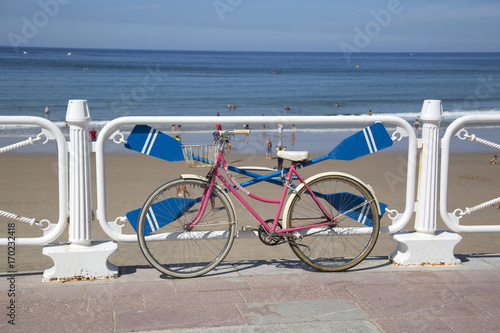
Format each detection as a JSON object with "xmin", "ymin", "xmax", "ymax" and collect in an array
[
  {"xmin": 0, "ymin": 209, "xmax": 37, "ymax": 226},
  {"xmin": 0, "ymin": 133, "xmax": 47, "ymax": 154},
  {"xmin": 457, "ymin": 129, "xmax": 500, "ymax": 150},
  {"xmin": 456, "ymin": 197, "xmax": 500, "ymax": 217}
]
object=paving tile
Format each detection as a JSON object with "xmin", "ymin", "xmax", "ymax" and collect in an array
[
  {"xmin": 443, "ymin": 282, "xmax": 500, "ymax": 297},
  {"xmin": 88, "ymin": 294, "xmax": 145, "ymax": 312},
  {"xmin": 307, "ymin": 271, "xmax": 406, "ymax": 287},
  {"xmin": 239, "ymin": 284, "xmax": 351, "ymax": 303},
  {"xmin": 160, "ymin": 320, "xmax": 382, "ymax": 333},
  {"xmin": 18, "ymin": 283, "xmax": 86, "ymax": 302},
  {"xmin": 397, "ymin": 271, "xmax": 471, "ymax": 284},
  {"xmin": 376, "ymin": 315, "xmax": 454, "ymax": 333},
  {"xmin": 115, "ymin": 303, "xmax": 245, "ymax": 332},
  {"xmin": 243, "ymin": 273, "xmax": 312, "ymax": 289},
  {"xmin": 465, "ymin": 295, "xmax": 500, "ymax": 316},
  {"xmin": 85, "ymin": 279, "xmax": 175, "ymax": 298},
  {"xmin": 14, "ymin": 298, "xmax": 114, "ymax": 333},
  {"xmin": 231, "ymin": 259, "xmax": 309, "ymax": 276},
  {"xmin": 479, "ymin": 255, "xmax": 500, "ymax": 269},
  {"xmin": 442, "ymin": 315, "xmax": 500, "ymax": 333},
  {"xmin": 173, "ymin": 276, "xmax": 250, "ymax": 293},
  {"xmin": 144, "ymin": 290, "xmax": 245, "ymax": 308},
  {"xmin": 238, "ymin": 299, "xmax": 368, "ymax": 326},
  {"xmin": 459, "ymin": 269, "xmax": 500, "ymax": 283},
  {"xmin": 347, "ymin": 283, "xmax": 488, "ymax": 319},
  {"xmin": 2, "ymin": 255, "xmax": 500, "ymax": 332}
]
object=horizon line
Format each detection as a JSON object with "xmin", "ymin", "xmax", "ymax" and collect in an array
[{"xmin": 1, "ymin": 45, "xmax": 500, "ymax": 54}]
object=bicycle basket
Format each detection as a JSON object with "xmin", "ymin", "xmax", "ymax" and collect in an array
[{"xmin": 181, "ymin": 144, "xmax": 218, "ymax": 168}]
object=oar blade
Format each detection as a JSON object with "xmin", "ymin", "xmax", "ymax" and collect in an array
[
  {"xmin": 328, "ymin": 122, "xmax": 393, "ymax": 161},
  {"xmin": 124, "ymin": 125, "xmax": 184, "ymax": 162},
  {"xmin": 322, "ymin": 192, "xmax": 387, "ymax": 227},
  {"xmin": 126, "ymin": 197, "xmax": 198, "ymax": 235}
]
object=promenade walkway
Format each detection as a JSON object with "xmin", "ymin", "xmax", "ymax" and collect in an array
[{"xmin": 1, "ymin": 254, "xmax": 499, "ymax": 333}]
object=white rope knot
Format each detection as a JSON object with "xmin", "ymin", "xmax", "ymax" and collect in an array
[
  {"xmin": 457, "ymin": 197, "xmax": 500, "ymax": 217},
  {"xmin": 456, "ymin": 128, "xmax": 500, "ymax": 150},
  {"xmin": 391, "ymin": 130, "xmax": 403, "ymax": 142},
  {"xmin": 111, "ymin": 131, "xmax": 128, "ymax": 144},
  {"xmin": 0, "ymin": 209, "xmax": 37, "ymax": 225},
  {"xmin": 385, "ymin": 208, "xmax": 400, "ymax": 220},
  {"xmin": 0, "ymin": 132, "xmax": 49, "ymax": 154}
]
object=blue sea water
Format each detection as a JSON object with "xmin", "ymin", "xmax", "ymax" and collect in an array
[{"xmin": 0, "ymin": 46, "xmax": 499, "ymax": 153}]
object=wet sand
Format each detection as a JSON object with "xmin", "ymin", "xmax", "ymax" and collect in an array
[{"xmin": 1, "ymin": 150, "xmax": 499, "ymax": 272}]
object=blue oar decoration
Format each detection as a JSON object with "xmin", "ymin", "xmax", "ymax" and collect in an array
[
  {"xmin": 124, "ymin": 122, "xmax": 392, "ymax": 231},
  {"xmin": 313, "ymin": 191, "xmax": 388, "ymax": 227},
  {"xmin": 124, "ymin": 125, "xmax": 184, "ymax": 162},
  {"xmin": 236, "ymin": 122, "xmax": 393, "ymax": 187},
  {"xmin": 126, "ymin": 197, "xmax": 201, "ymax": 235}
]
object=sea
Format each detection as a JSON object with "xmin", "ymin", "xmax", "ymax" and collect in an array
[{"xmin": 1, "ymin": 46, "xmax": 499, "ymax": 154}]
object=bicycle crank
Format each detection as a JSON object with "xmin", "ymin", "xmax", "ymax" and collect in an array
[{"xmin": 258, "ymin": 219, "xmax": 286, "ymax": 246}]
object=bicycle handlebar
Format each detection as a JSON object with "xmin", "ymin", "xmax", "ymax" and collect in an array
[
  {"xmin": 232, "ymin": 129, "xmax": 250, "ymax": 135},
  {"xmin": 213, "ymin": 129, "xmax": 250, "ymax": 138}
]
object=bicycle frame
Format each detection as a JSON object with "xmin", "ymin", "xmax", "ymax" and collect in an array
[{"xmin": 187, "ymin": 137, "xmax": 336, "ymax": 236}]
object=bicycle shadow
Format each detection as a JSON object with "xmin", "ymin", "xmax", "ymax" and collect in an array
[{"xmin": 117, "ymin": 256, "xmax": 394, "ymax": 280}]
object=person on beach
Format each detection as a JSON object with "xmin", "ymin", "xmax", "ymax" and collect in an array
[
  {"xmin": 368, "ymin": 110, "xmax": 372, "ymax": 116},
  {"xmin": 232, "ymin": 103, "xmax": 236, "ymax": 110},
  {"xmin": 414, "ymin": 119, "xmax": 420, "ymax": 137},
  {"xmin": 486, "ymin": 155, "xmax": 497, "ymax": 164},
  {"xmin": 89, "ymin": 128, "xmax": 98, "ymax": 142},
  {"xmin": 277, "ymin": 123, "xmax": 284, "ymax": 136},
  {"xmin": 176, "ymin": 184, "xmax": 189, "ymax": 198},
  {"xmin": 266, "ymin": 136, "xmax": 272, "ymax": 160},
  {"xmin": 44, "ymin": 105, "xmax": 50, "ymax": 119},
  {"xmin": 227, "ymin": 103, "xmax": 232, "ymax": 111}
]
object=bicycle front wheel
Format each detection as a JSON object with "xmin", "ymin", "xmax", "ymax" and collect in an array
[
  {"xmin": 137, "ymin": 177, "xmax": 237, "ymax": 278},
  {"xmin": 284, "ymin": 173, "xmax": 380, "ymax": 271}
]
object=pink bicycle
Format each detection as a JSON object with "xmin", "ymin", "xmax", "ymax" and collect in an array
[{"xmin": 136, "ymin": 129, "xmax": 382, "ymax": 278}]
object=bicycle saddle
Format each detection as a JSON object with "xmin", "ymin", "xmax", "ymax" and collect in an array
[{"xmin": 277, "ymin": 150, "xmax": 309, "ymax": 162}]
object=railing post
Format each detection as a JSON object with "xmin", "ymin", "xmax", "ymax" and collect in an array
[
  {"xmin": 67, "ymin": 99, "xmax": 93, "ymax": 245},
  {"xmin": 390, "ymin": 100, "xmax": 462, "ymax": 266},
  {"xmin": 42, "ymin": 100, "xmax": 118, "ymax": 281},
  {"xmin": 414, "ymin": 99, "xmax": 442, "ymax": 234}
]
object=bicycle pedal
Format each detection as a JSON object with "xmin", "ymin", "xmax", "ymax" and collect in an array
[{"xmin": 293, "ymin": 231, "xmax": 304, "ymax": 241}]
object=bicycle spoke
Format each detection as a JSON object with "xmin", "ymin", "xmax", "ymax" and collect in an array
[
  {"xmin": 286, "ymin": 173, "xmax": 380, "ymax": 271},
  {"xmin": 137, "ymin": 178, "xmax": 236, "ymax": 278}
]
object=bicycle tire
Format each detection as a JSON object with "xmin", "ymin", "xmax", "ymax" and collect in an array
[
  {"xmin": 137, "ymin": 177, "xmax": 237, "ymax": 278},
  {"xmin": 284, "ymin": 172, "xmax": 380, "ymax": 271}
]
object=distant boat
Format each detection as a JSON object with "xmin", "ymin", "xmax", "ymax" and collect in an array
[
  {"xmin": 23, "ymin": 51, "xmax": 28, "ymax": 54},
  {"xmin": 271, "ymin": 71, "xmax": 282, "ymax": 74},
  {"xmin": 67, "ymin": 52, "xmax": 72, "ymax": 56}
]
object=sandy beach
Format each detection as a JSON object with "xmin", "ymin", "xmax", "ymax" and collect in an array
[{"xmin": 1, "ymin": 149, "xmax": 499, "ymax": 273}]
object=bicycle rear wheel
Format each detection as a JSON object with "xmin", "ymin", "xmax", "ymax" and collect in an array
[
  {"xmin": 284, "ymin": 173, "xmax": 380, "ymax": 271},
  {"xmin": 137, "ymin": 177, "xmax": 237, "ymax": 278}
]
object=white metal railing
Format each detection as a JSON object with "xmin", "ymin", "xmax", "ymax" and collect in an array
[
  {"xmin": 440, "ymin": 114, "xmax": 500, "ymax": 233},
  {"xmin": 0, "ymin": 116, "xmax": 68, "ymax": 245},
  {"xmin": 94, "ymin": 115, "xmax": 418, "ymax": 242},
  {"xmin": 2, "ymin": 99, "xmax": 500, "ymax": 279}
]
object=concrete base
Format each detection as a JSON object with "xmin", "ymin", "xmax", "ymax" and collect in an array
[
  {"xmin": 390, "ymin": 231, "xmax": 462, "ymax": 266},
  {"xmin": 42, "ymin": 241, "xmax": 119, "ymax": 282}
]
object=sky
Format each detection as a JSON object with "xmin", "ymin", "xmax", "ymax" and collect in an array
[{"xmin": 1, "ymin": 0, "xmax": 499, "ymax": 52}]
